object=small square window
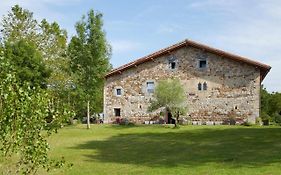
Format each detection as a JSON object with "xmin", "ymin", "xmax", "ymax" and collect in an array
[
  {"xmin": 146, "ymin": 82, "xmax": 155, "ymax": 93},
  {"xmin": 199, "ymin": 60, "xmax": 207, "ymax": 68},
  {"xmin": 116, "ymin": 88, "xmax": 122, "ymax": 96}
]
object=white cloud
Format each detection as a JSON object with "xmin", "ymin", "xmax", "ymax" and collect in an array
[
  {"xmin": 110, "ymin": 40, "xmax": 142, "ymax": 53},
  {"xmin": 187, "ymin": 0, "xmax": 240, "ymax": 13},
  {"xmin": 157, "ymin": 24, "xmax": 185, "ymax": 34}
]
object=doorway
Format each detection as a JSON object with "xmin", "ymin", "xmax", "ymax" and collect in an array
[
  {"xmin": 114, "ymin": 108, "xmax": 121, "ymax": 117},
  {"xmin": 167, "ymin": 112, "xmax": 175, "ymax": 124}
]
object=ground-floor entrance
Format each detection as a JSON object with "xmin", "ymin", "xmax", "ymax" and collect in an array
[{"xmin": 167, "ymin": 112, "xmax": 175, "ymax": 124}]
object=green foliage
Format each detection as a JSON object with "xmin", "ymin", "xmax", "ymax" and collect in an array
[
  {"xmin": 39, "ymin": 19, "xmax": 71, "ymax": 90},
  {"xmin": 260, "ymin": 85, "xmax": 281, "ymax": 124},
  {"xmin": 3, "ymin": 39, "xmax": 51, "ymax": 87},
  {"xmin": 0, "ymin": 56, "xmax": 72, "ymax": 174},
  {"xmin": 1, "ymin": 5, "xmax": 38, "ymax": 43},
  {"xmin": 0, "ymin": 5, "xmax": 74, "ymax": 174},
  {"xmin": 148, "ymin": 79, "xmax": 187, "ymax": 126},
  {"xmin": 1, "ymin": 5, "xmax": 72, "ymax": 95},
  {"xmin": 68, "ymin": 9, "xmax": 111, "ymax": 117}
]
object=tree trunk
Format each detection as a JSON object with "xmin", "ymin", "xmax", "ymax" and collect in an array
[
  {"xmin": 174, "ymin": 111, "xmax": 179, "ymax": 128},
  {"xmin": 165, "ymin": 108, "xmax": 168, "ymax": 124},
  {"xmin": 87, "ymin": 101, "xmax": 90, "ymax": 129}
]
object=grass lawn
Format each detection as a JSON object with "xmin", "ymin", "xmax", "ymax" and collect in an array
[{"xmin": 1, "ymin": 124, "xmax": 281, "ymax": 175}]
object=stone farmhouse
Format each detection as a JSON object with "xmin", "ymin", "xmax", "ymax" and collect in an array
[{"xmin": 104, "ymin": 39, "xmax": 271, "ymax": 124}]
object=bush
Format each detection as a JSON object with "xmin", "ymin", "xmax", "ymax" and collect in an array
[
  {"xmin": 273, "ymin": 113, "xmax": 281, "ymax": 125},
  {"xmin": 255, "ymin": 117, "xmax": 262, "ymax": 125},
  {"xmin": 242, "ymin": 121, "xmax": 252, "ymax": 126},
  {"xmin": 120, "ymin": 118, "xmax": 129, "ymax": 125},
  {"xmin": 260, "ymin": 111, "xmax": 271, "ymax": 125}
]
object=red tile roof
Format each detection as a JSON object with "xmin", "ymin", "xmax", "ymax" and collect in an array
[{"xmin": 105, "ymin": 39, "xmax": 271, "ymax": 82}]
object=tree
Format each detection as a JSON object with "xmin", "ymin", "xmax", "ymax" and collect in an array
[
  {"xmin": 260, "ymin": 85, "xmax": 271, "ymax": 123},
  {"xmin": 1, "ymin": 5, "xmax": 72, "ymax": 93},
  {"xmin": 1, "ymin": 5, "xmax": 39, "ymax": 44},
  {"xmin": 39, "ymin": 19, "xmax": 71, "ymax": 89},
  {"xmin": 68, "ymin": 9, "xmax": 111, "ymax": 128},
  {"xmin": 1, "ymin": 4, "xmax": 74, "ymax": 117},
  {"xmin": 0, "ymin": 5, "xmax": 73, "ymax": 173},
  {"xmin": 0, "ymin": 54, "xmax": 72, "ymax": 174},
  {"xmin": 38, "ymin": 19, "xmax": 74, "ymax": 113},
  {"xmin": 148, "ymin": 79, "xmax": 187, "ymax": 127},
  {"xmin": 260, "ymin": 86, "xmax": 281, "ymax": 125},
  {"xmin": 3, "ymin": 39, "xmax": 51, "ymax": 88}
]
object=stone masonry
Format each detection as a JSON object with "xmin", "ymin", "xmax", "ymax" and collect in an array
[{"xmin": 104, "ymin": 40, "xmax": 271, "ymax": 124}]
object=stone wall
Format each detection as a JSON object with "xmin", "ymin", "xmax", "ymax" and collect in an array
[{"xmin": 104, "ymin": 46, "xmax": 260, "ymax": 124}]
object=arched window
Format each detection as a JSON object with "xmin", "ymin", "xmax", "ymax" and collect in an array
[
  {"xmin": 198, "ymin": 83, "xmax": 202, "ymax": 91},
  {"xmin": 203, "ymin": 82, "xmax": 207, "ymax": 90}
]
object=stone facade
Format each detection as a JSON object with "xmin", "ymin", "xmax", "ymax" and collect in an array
[{"xmin": 104, "ymin": 41, "xmax": 270, "ymax": 124}]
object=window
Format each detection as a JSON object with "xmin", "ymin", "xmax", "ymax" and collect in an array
[
  {"xmin": 203, "ymin": 82, "xmax": 207, "ymax": 90},
  {"xmin": 198, "ymin": 82, "xmax": 207, "ymax": 91},
  {"xmin": 114, "ymin": 87, "xmax": 123, "ymax": 96},
  {"xmin": 114, "ymin": 108, "xmax": 121, "ymax": 117},
  {"xmin": 170, "ymin": 61, "xmax": 176, "ymax": 69},
  {"xmin": 146, "ymin": 81, "xmax": 155, "ymax": 93},
  {"xmin": 197, "ymin": 52, "xmax": 208, "ymax": 69},
  {"xmin": 116, "ymin": 88, "xmax": 122, "ymax": 96},
  {"xmin": 198, "ymin": 83, "xmax": 202, "ymax": 91},
  {"xmin": 168, "ymin": 56, "xmax": 177, "ymax": 70},
  {"xmin": 199, "ymin": 60, "xmax": 207, "ymax": 68}
]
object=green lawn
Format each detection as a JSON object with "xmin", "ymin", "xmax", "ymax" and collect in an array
[{"xmin": 2, "ymin": 124, "xmax": 281, "ymax": 175}]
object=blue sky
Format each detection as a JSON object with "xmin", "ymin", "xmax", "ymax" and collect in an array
[{"xmin": 1, "ymin": 0, "xmax": 280, "ymax": 92}]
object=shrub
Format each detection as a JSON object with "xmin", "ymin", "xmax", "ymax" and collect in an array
[
  {"xmin": 242, "ymin": 121, "xmax": 252, "ymax": 126},
  {"xmin": 255, "ymin": 117, "xmax": 262, "ymax": 125},
  {"xmin": 120, "ymin": 118, "xmax": 129, "ymax": 125},
  {"xmin": 261, "ymin": 112, "xmax": 271, "ymax": 125},
  {"xmin": 273, "ymin": 113, "xmax": 281, "ymax": 125}
]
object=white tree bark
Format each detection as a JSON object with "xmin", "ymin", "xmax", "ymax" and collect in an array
[{"xmin": 87, "ymin": 101, "xmax": 90, "ymax": 129}]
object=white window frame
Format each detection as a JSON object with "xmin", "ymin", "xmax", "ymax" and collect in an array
[
  {"xmin": 146, "ymin": 81, "xmax": 155, "ymax": 94},
  {"xmin": 114, "ymin": 86, "xmax": 123, "ymax": 97}
]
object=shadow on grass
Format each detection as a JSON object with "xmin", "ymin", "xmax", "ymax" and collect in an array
[
  {"xmin": 104, "ymin": 124, "xmax": 141, "ymax": 130},
  {"xmin": 72, "ymin": 127, "xmax": 281, "ymax": 168}
]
